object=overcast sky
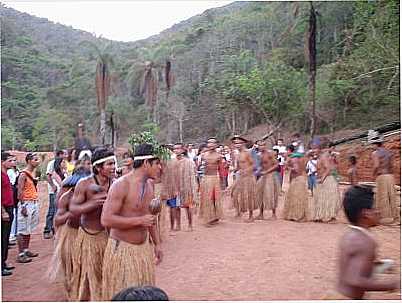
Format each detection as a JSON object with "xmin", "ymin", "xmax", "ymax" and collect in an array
[{"xmin": 2, "ymin": 1, "xmax": 234, "ymax": 42}]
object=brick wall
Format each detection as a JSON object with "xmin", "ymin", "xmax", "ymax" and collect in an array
[{"xmin": 336, "ymin": 134, "xmax": 400, "ymax": 185}]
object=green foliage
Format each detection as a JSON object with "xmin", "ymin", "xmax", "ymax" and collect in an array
[{"xmin": 128, "ymin": 131, "xmax": 170, "ymax": 160}]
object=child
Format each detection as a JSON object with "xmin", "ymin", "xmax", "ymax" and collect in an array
[
  {"xmin": 256, "ymin": 151, "xmax": 280, "ymax": 220},
  {"xmin": 347, "ymin": 155, "xmax": 358, "ymax": 185},
  {"xmin": 230, "ymin": 151, "xmax": 257, "ymax": 222},
  {"xmin": 331, "ymin": 186, "xmax": 400, "ymax": 299}
]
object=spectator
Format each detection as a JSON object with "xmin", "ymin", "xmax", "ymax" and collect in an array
[
  {"xmin": 2, "ymin": 151, "xmax": 17, "ymax": 276},
  {"xmin": 306, "ymin": 153, "xmax": 318, "ymax": 196},
  {"xmin": 44, "ymin": 150, "xmax": 66, "ymax": 239},
  {"xmin": 112, "ymin": 286, "xmax": 169, "ymax": 301},
  {"xmin": 7, "ymin": 162, "xmax": 19, "ymax": 245},
  {"xmin": 16, "ymin": 152, "xmax": 41, "ymax": 263}
]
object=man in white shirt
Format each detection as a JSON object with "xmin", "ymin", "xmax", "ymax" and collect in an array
[
  {"xmin": 273, "ymin": 139, "xmax": 287, "ymax": 185},
  {"xmin": 306, "ymin": 153, "xmax": 318, "ymax": 196},
  {"xmin": 44, "ymin": 150, "xmax": 66, "ymax": 239}
]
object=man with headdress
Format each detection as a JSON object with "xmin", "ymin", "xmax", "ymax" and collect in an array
[
  {"xmin": 101, "ymin": 143, "xmax": 163, "ymax": 300},
  {"xmin": 283, "ymin": 145, "xmax": 309, "ymax": 222},
  {"xmin": 312, "ymin": 138, "xmax": 341, "ymax": 223},
  {"xmin": 70, "ymin": 147, "xmax": 116, "ymax": 301},
  {"xmin": 369, "ymin": 130, "xmax": 399, "ymax": 223},
  {"xmin": 199, "ymin": 137, "xmax": 224, "ymax": 226},
  {"xmin": 48, "ymin": 167, "xmax": 91, "ymax": 301}
]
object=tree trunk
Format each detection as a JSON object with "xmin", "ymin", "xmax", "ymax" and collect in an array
[
  {"xmin": 100, "ymin": 110, "xmax": 106, "ymax": 145},
  {"xmin": 306, "ymin": 2, "xmax": 317, "ymax": 140},
  {"xmin": 110, "ymin": 111, "xmax": 115, "ymax": 148},
  {"xmin": 232, "ymin": 111, "xmax": 236, "ymax": 135},
  {"xmin": 179, "ymin": 118, "xmax": 183, "ymax": 143}
]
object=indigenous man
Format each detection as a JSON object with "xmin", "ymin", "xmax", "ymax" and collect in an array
[
  {"xmin": 121, "ymin": 151, "xmax": 134, "ymax": 176},
  {"xmin": 230, "ymin": 135, "xmax": 248, "ymax": 181},
  {"xmin": 160, "ymin": 146, "xmax": 180, "ymax": 231},
  {"xmin": 101, "ymin": 143, "xmax": 163, "ymax": 300},
  {"xmin": 49, "ymin": 168, "xmax": 90, "ymax": 301},
  {"xmin": 16, "ymin": 152, "xmax": 41, "ymax": 263},
  {"xmin": 312, "ymin": 140, "xmax": 341, "ymax": 222},
  {"xmin": 370, "ymin": 132, "xmax": 398, "ymax": 222},
  {"xmin": 283, "ymin": 145, "xmax": 309, "ymax": 222},
  {"xmin": 199, "ymin": 137, "xmax": 224, "ymax": 226},
  {"xmin": 175, "ymin": 143, "xmax": 198, "ymax": 231},
  {"xmin": 256, "ymin": 149, "xmax": 280, "ymax": 220},
  {"xmin": 325, "ymin": 186, "xmax": 400, "ymax": 299},
  {"xmin": 70, "ymin": 147, "xmax": 116, "ymax": 301}
]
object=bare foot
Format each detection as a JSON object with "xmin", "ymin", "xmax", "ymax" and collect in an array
[
  {"xmin": 244, "ymin": 218, "xmax": 254, "ymax": 223},
  {"xmin": 255, "ymin": 214, "xmax": 264, "ymax": 220},
  {"xmin": 272, "ymin": 215, "xmax": 277, "ymax": 220}
]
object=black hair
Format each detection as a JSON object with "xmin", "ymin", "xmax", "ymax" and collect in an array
[
  {"xmin": 197, "ymin": 143, "xmax": 207, "ymax": 156},
  {"xmin": 349, "ymin": 155, "xmax": 357, "ymax": 165},
  {"xmin": 374, "ymin": 142, "xmax": 383, "ymax": 147},
  {"xmin": 123, "ymin": 151, "xmax": 134, "ymax": 160},
  {"xmin": 292, "ymin": 133, "xmax": 300, "ymax": 138},
  {"xmin": 173, "ymin": 142, "xmax": 183, "ymax": 147},
  {"xmin": 112, "ymin": 286, "xmax": 169, "ymax": 301},
  {"xmin": 62, "ymin": 167, "xmax": 91, "ymax": 188},
  {"xmin": 56, "ymin": 150, "xmax": 65, "ymax": 157},
  {"xmin": 343, "ymin": 186, "xmax": 374, "ymax": 224},
  {"xmin": 1, "ymin": 151, "xmax": 13, "ymax": 161},
  {"xmin": 287, "ymin": 145, "xmax": 295, "ymax": 153},
  {"xmin": 67, "ymin": 148, "xmax": 75, "ymax": 162},
  {"xmin": 54, "ymin": 157, "xmax": 65, "ymax": 180},
  {"xmin": 133, "ymin": 144, "xmax": 159, "ymax": 169},
  {"xmin": 91, "ymin": 147, "xmax": 114, "ymax": 174},
  {"xmin": 25, "ymin": 152, "xmax": 36, "ymax": 163}
]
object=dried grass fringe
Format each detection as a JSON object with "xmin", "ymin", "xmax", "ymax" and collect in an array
[
  {"xmin": 375, "ymin": 174, "xmax": 398, "ymax": 219},
  {"xmin": 256, "ymin": 172, "xmax": 280, "ymax": 210},
  {"xmin": 283, "ymin": 175, "xmax": 309, "ymax": 222},
  {"xmin": 161, "ymin": 160, "xmax": 180, "ymax": 200},
  {"xmin": 199, "ymin": 175, "xmax": 223, "ymax": 223},
  {"xmin": 178, "ymin": 158, "xmax": 198, "ymax": 207},
  {"xmin": 101, "ymin": 236, "xmax": 155, "ymax": 301},
  {"xmin": 231, "ymin": 174, "xmax": 257, "ymax": 212},
  {"xmin": 75, "ymin": 227, "xmax": 108, "ymax": 301},
  {"xmin": 313, "ymin": 175, "xmax": 341, "ymax": 222}
]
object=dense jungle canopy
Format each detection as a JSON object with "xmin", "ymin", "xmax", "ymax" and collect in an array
[{"xmin": 1, "ymin": 1, "xmax": 399, "ymax": 150}]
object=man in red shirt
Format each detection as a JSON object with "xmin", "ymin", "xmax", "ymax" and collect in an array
[{"xmin": 2, "ymin": 151, "xmax": 17, "ymax": 276}]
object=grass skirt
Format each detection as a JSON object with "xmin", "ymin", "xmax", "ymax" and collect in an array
[
  {"xmin": 161, "ymin": 160, "xmax": 179, "ymax": 200},
  {"xmin": 47, "ymin": 224, "xmax": 79, "ymax": 301},
  {"xmin": 283, "ymin": 175, "xmax": 309, "ymax": 222},
  {"xmin": 101, "ymin": 236, "xmax": 155, "ymax": 300},
  {"xmin": 231, "ymin": 174, "xmax": 257, "ymax": 213},
  {"xmin": 256, "ymin": 172, "xmax": 280, "ymax": 210},
  {"xmin": 375, "ymin": 174, "xmax": 398, "ymax": 220},
  {"xmin": 199, "ymin": 175, "xmax": 223, "ymax": 223},
  {"xmin": 75, "ymin": 227, "xmax": 108, "ymax": 301},
  {"xmin": 313, "ymin": 175, "xmax": 341, "ymax": 222},
  {"xmin": 178, "ymin": 158, "xmax": 198, "ymax": 208}
]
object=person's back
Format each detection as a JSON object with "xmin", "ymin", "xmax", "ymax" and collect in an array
[
  {"xmin": 112, "ymin": 286, "xmax": 168, "ymax": 301},
  {"xmin": 375, "ymin": 147, "xmax": 392, "ymax": 175}
]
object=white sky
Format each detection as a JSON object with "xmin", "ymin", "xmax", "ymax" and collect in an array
[{"xmin": 2, "ymin": 0, "xmax": 234, "ymax": 42}]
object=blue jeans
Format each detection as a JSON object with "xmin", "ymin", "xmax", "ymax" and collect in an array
[
  {"xmin": 308, "ymin": 175, "xmax": 317, "ymax": 191},
  {"xmin": 44, "ymin": 193, "xmax": 56, "ymax": 234}
]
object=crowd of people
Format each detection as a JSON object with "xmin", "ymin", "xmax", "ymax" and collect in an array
[{"xmin": 1, "ymin": 129, "xmax": 400, "ymax": 300}]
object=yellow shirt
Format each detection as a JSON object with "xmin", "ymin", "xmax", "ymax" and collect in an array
[{"xmin": 66, "ymin": 161, "xmax": 75, "ymax": 176}]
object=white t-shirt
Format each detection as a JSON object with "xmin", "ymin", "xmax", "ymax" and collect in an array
[
  {"xmin": 46, "ymin": 159, "xmax": 55, "ymax": 194},
  {"xmin": 7, "ymin": 169, "xmax": 18, "ymax": 186},
  {"xmin": 306, "ymin": 159, "xmax": 318, "ymax": 176}
]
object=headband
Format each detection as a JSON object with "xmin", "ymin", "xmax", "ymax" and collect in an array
[
  {"xmin": 133, "ymin": 155, "xmax": 156, "ymax": 161},
  {"xmin": 92, "ymin": 155, "xmax": 117, "ymax": 166}
]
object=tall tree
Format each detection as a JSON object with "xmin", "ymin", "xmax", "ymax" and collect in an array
[
  {"xmin": 81, "ymin": 41, "xmax": 114, "ymax": 145},
  {"xmin": 305, "ymin": 2, "xmax": 317, "ymax": 139}
]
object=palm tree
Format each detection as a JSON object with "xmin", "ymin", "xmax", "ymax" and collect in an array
[
  {"xmin": 126, "ymin": 46, "xmax": 174, "ymax": 122},
  {"xmin": 80, "ymin": 41, "xmax": 114, "ymax": 145}
]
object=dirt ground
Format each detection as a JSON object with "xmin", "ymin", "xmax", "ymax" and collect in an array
[{"xmin": 2, "ymin": 182, "xmax": 400, "ymax": 301}]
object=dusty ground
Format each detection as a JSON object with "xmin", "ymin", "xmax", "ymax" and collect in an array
[{"xmin": 2, "ymin": 182, "xmax": 400, "ymax": 301}]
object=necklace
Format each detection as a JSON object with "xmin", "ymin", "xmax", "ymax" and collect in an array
[{"xmin": 348, "ymin": 225, "xmax": 373, "ymax": 239}]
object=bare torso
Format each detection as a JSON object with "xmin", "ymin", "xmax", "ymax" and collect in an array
[
  {"xmin": 373, "ymin": 147, "xmax": 392, "ymax": 176},
  {"xmin": 109, "ymin": 173, "xmax": 154, "ymax": 245},
  {"xmin": 338, "ymin": 229, "xmax": 376, "ymax": 299},
  {"xmin": 287, "ymin": 157, "xmax": 302, "ymax": 181},
  {"xmin": 203, "ymin": 151, "xmax": 222, "ymax": 176}
]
